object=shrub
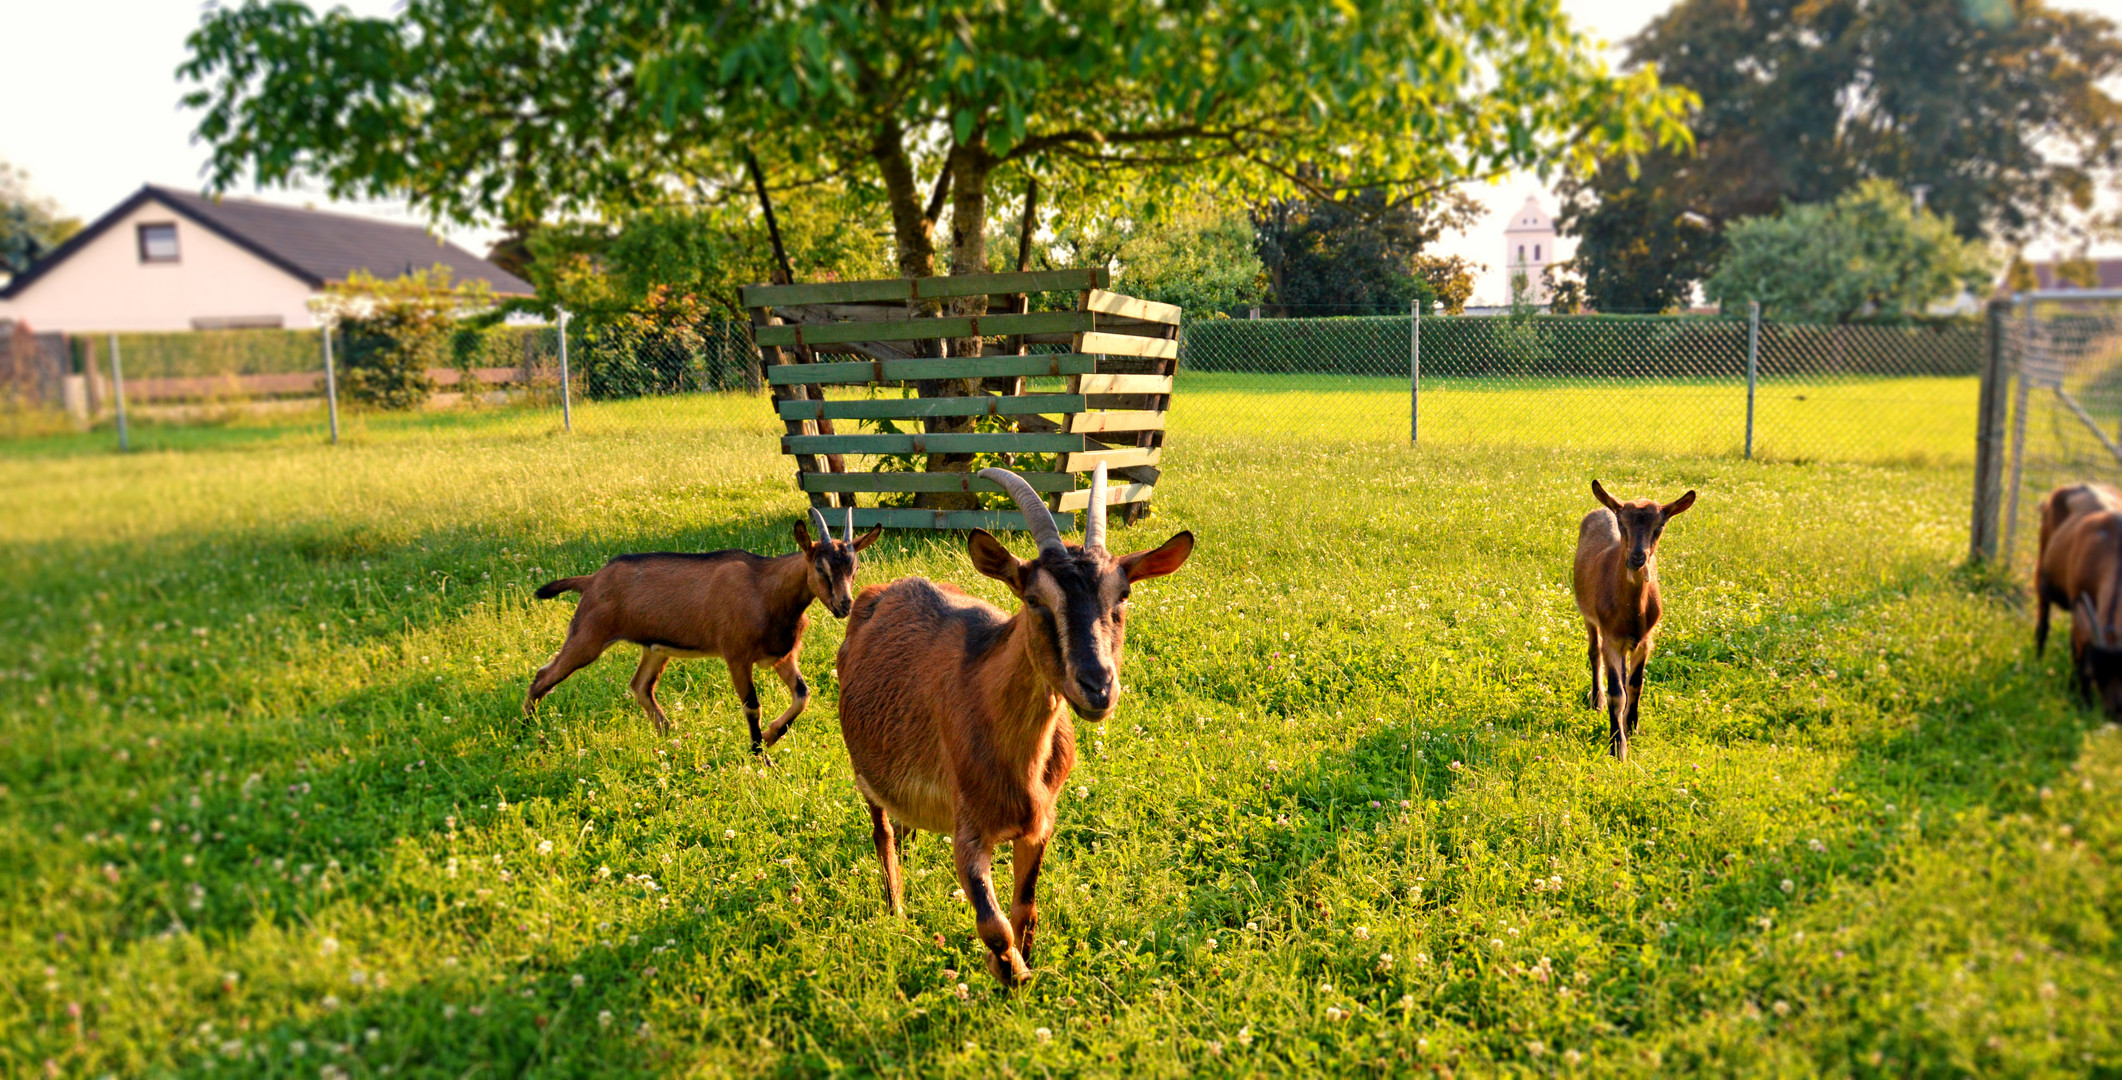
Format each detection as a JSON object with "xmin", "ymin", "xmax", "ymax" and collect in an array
[{"xmin": 320, "ymin": 268, "xmax": 492, "ymax": 409}]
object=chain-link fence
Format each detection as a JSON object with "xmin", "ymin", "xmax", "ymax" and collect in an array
[
  {"xmin": 1978, "ymin": 292, "xmax": 2122, "ymax": 573},
  {"xmin": 1172, "ymin": 306, "xmax": 1987, "ymax": 465}
]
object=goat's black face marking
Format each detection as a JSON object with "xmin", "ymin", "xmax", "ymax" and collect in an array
[
  {"xmin": 1025, "ymin": 547, "xmax": 1126, "ymax": 719},
  {"xmin": 810, "ymin": 542, "xmax": 860, "ymax": 618}
]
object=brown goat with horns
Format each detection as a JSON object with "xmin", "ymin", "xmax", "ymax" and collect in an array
[
  {"xmin": 526, "ymin": 508, "xmax": 880, "ymax": 753},
  {"xmin": 835, "ymin": 464, "xmax": 1193, "ymax": 986},
  {"xmin": 1573, "ymin": 479, "xmax": 1695, "ymax": 760}
]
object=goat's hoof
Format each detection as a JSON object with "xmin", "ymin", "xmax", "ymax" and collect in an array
[{"xmin": 985, "ymin": 949, "xmax": 1032, "ymax": 987}]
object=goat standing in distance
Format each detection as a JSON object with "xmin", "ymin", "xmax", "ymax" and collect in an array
[
  {"xmin": 1573, "ymin": 479, "xmax": 1696, "ymax": 760},
  {"xmin": 525, "ymin": 508, "xmax": 881, "ymax": 754},
  {"xmin": 2035, "ymin": 506, "xmax": 2122, "ymax": 716},
  {"xmin": 835, "ymin": 464, "xmax": 1193, "ymax": 987},
  {"xmin": 2034, "ymin": 481, "xmax": 2122, "ymax": 656}
]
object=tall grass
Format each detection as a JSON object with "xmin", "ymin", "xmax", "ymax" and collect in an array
[{"xmin": 0, "ymin": 397, "xmax": 2113, "ymax": 1077}]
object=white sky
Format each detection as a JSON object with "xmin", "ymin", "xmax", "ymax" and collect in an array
[{"xmin": 2, "ymin": 0, "xmax": 2117, "ymax": 305}]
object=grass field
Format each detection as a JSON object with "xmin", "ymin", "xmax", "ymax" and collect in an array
[{"xmin": 2, "ymin": 396, "xmax": 2116, "ymax": 1077}]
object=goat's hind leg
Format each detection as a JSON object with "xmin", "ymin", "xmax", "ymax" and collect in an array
[
  {"xmin": 524, "ymin": 632, "xmax": 609, "ymax": 716},
  {"xmin": 629, "ymin": 649, "xmax": 674, "ymax": 735},
  {"xmin": 866, "ymin": 799, "xmax": 907, "ymax": 917}
]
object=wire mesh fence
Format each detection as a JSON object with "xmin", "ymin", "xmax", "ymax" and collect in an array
[
  {"xmin": 1172, "ymin": 307, "xmax": 1987, "ymax": 464},
  {"xmin": 1984, "ymin": 293, "xmax": 2122, "ymax": 575}
]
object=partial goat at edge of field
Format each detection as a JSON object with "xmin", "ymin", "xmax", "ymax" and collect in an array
[
  {"xmin": 1573, "ymin": 479, "xmax": 1695, "ymax": 761},
  {"xmin": 834, "ymin": 464, "xmax": 1193, "ymax": 987},
  {"xmin": 525, "ymin": 508, "xmax": 881, "ymax": 753},
  {"xmin": 2036, "ymin": 507, "xmax": 2122, "ymax": 717},
  {"xmin": 2035, "ymin": 482, "xmax": 2122, "ymax": 656}
]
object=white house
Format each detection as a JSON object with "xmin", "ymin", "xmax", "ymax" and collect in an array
[
  {"xmin": 0, "ymin": 185, "xmax": 532, "ymax": 333},
  {"xmin": 1502, "ymin": 195, "xmax": 1557, "ymax": 305}
]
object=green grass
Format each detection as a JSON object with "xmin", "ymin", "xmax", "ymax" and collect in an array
[{"xmin": 3, "ymin": 396, "xmax": 2116, "ymax": 1077}]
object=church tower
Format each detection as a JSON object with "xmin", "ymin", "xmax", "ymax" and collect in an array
[{"xmin": 1503, "ymin": 195, "xmax": 1557, "ymax": 304}]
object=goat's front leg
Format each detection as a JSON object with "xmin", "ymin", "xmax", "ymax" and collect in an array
[
  {"xmin": 954, "ymin": 832, "xmax": 1030, "ymax": 986},
  {"xmin": 1009, "ymin": 835, "xmax": 1048, "ymax": 965},
  {"xmin": 727, "ymin": 662, "xmax": 764, "ymax": 755},
  {"xmin": 629, "ymin": 649, "xmax": 673, "ymax": 735},
  {"xmin": 1584, "ymin": 621, "xmax": 1603, "ymax": 709},
  {"xmin": 866, "ymin": 799, "xmax": 907, "ymax": 916},
  {"xmin": 1625, "ymin": 637, "xmax": 1654, "ymax": 738},
  {"xmin": 1603, "ymin": 642, "xmax": 1631, "ymax": 760},
  {"xmin": 759, "ymin": 652, "xmax": 809, "ymax": 750}
]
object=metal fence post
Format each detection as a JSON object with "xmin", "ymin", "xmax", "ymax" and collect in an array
[
  {"xmin": 321, "ymin": 321, "xmax": 340, "ymax": 445},
  {"xmin": 2001, "ymin": 298, "xmax": 2035, "ymax": 566},
  {"xmin": 557, "ymin": 308, "xmax": 574, "ymax": 433},
  {"xmin": 108, "ymin": 333, "xmax": 130, "ymax": 452},
  {"xmin": 1744, "ymin": 301, "xmax": 1759, "ymax": 460},
  {"xmin": 1409, "ymin": 301, "xmax": 1421, "ymax": 444},
  {"xmin": 1969, "ymin": 299, "xmax": 2011, "ymax": 562}
]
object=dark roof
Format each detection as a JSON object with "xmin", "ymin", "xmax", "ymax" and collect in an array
[{"xmin": 0, "ymin": 185, "xmax": 534, "ymax": 299}]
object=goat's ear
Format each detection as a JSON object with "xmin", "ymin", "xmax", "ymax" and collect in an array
[
  {"xmin": 1591, "ymin": 479, "xmax": 1622, "ymax": 513},
  {"xmin": 793, "ymin": 520, "xmax": 816, "ymax": 553},
  {"xmin": 967, "ymin": 529, "xmax": 1027, "ymax": 591},
  {"xmin": 852, "ymin": 524, "xmax": 884, "ymax": 552},
  {"xmin": 1119, "ymin": 530, "xmax": 1194, "ymax": 583},
  {"xmin": 1662, "ymin": 490, "xmax": 1697, "ymax": 518}
]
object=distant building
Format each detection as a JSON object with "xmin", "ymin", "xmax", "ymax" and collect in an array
[
  {"xmin": 1502, "ymin": 195, "xmax": 1557, "ymax": 305},
  {"xmin": 0, "ymin": 185, "xmax": 532, "ymax": 333},
  {"xmin": 2000, "ymin": 258, "xmax": 2122, "ymax": 295}
]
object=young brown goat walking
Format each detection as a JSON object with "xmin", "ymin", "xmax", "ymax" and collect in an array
[
  {"xmin": 526, "ymin": 508, "xmax": 880, "ymax": 753},
  {"xmin": 2036, "ymin": 507, "xmax": 2122, "ymax": 715},
  {"xmin": 835, "ymin": 465, "xmax": 1193, "ymax": 986},
  {"xmin": 2035, "ymin": 482, "xmax": 2122, "ymax": 655},
  {"xmin": 1573, "ymin": 479, "xmax": 1695, "ymax": 760}
]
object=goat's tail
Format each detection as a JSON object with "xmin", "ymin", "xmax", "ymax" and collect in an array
[{"xmin": 534, "ymin": 576, "xmax": 592, "ymax": 600}]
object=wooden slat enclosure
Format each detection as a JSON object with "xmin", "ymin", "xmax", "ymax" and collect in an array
[{"xmin": 749, "ymin": 269, "xmax": 1176, "ymax": 533}]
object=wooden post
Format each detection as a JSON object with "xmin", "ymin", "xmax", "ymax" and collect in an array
[
  {"xmin": 1744, "ymin": 301, "xmax": 1759, "ymax": 460},
  {"xmin": 1969, "ymin": 299, "xmax": 2012, "ymax": 562},
  {"xmin": 1409, "ymin": 300, "xmax": 1420, "ymax": 444},
  {"xmin": 322, "ymin": 321, "xmax": 340, "ymax": 445},
  {"xmin": 108, "ymin": 333, "xmax": 130, "ymax": 452},
  {"xmin": 557, "ymin": 308, "xmax": 573, "ymax": 433}
]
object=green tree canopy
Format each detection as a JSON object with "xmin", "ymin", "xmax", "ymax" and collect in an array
[
  {"xmin": 183, "ymin": 0, "xmax": 1691, "ymax": 290},
  {"xmin": 1560, "ymin": 0, "xmax": 2122, "ymax": 313},
  {"xmin": 1704, "ymin": 180, "xmax": 1997, "ymax": 323},
  {"xmin": 1252, "ymin": 186, "xmax": 1480, "ymax": 315},
  {"xmin": 1, "ymin": 161, "xmax": 80, "ymax": 284}
]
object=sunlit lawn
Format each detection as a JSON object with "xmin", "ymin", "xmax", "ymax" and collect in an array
[{"xmin": 1, "ymin": 394, "xmax": 2113, "ymax": 1077}]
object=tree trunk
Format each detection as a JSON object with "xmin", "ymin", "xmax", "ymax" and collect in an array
[{"xmin": 906, "ymin": 139, "xmax": 992, "ymax": 509}]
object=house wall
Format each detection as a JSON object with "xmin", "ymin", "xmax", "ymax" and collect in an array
[{"xmin": 0, "ymin": 200, "xmax": 317, "ymax": 333}]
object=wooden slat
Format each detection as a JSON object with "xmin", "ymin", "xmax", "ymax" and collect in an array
[
  {"xmin": 1086, "ymin": 289, "xmax": 1182, "ymax": 326},
  {"xmin": 850, "ymin": 507, "xmax": 1079, "ymax": 532},
  {"xmin": 766, "ymin": 354, "xmax": 1099, "ymax": 386},
  {"xmin": 1060, "ymin": 446, "xmax": 1162, "ymax": 472},
  {"xmin": 1077, "ymin": 374, "xmax": 1173, "ymax": 395},
  {"xmin": 800, "ymin": 472, "xmax": 1077, "ymax": 494},
  {"xmin": 755, "ymin": 311, "xmax": 1092, "ymax": 348},
  {"xmin": 776, "ymin": 394, "xmax": 1082, "ymax": 421},
  {"xmin": 1056, "ymin": 483, "xmax": 1155, "ymax": 511},
  {"xmin": 1080, "ymin": 331, "xmax": 1179, "ymax": 359},
  {"xmin": 782, "ymin": 432, "xmax": 1087, "ymax": 455},
  {"xmin": 1068, "ymin": 411, "xmax": 1166, "ymax": 434},
  {"xmin": 742, "ymin": 269, "xmax": 1109, "ymax": 309}
]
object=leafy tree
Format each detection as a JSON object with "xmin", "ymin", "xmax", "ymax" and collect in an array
[
  {"xmin": 318, "ymin": 268, "xmax": 493, "ymax": 409},
  {"xmin": 1, "ymin": 161, "xmax": 80, "ymax": 283},
  {"xmin": 1561, "ymin": 0, "xmax": 2122, "ymax": 312},
  {"xmin": 1254, "ymin": 188, "xmax": 1481, "ymax": 314},
  {"xmin": 1410, "ymin": 255, "xmax": 1480, "ymax": 316},
  {"xmin": 1704, "ymin": 180, "xmax": 1996, "ymax": 323}
]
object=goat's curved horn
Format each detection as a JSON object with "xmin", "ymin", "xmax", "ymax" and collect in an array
[
  {"xmin": 1084, "ymin": 461, "xmax": 1109, "ymax": 550},
  {"xmin": 978, "ymin": 467, "xmax": 1067, "ymax": 556},
  {"xmin": 845, "ymin": 505, "xmax": 855, "ymax": 544},
  {"xmin": 809, "ymin": 507, "xmax": 832, "ymax": 544}
]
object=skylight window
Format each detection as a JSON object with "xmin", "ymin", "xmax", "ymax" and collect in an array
[{"xmin": 138, "ymin": 223, "xmax": 180, "ymax": 263}]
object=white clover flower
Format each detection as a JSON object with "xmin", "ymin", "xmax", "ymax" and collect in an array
[
  {"xmin": 724, "ymin": 829, "xmax": 736, "ymax": 840},
  {"xmin": 1353, "ymin": 926, "xmax": 1370, "ymax": 941},
  {"xmin": 598, "ymin": 1010, "xmax": 614, "ymax": 1028},
  {"xmin": 1779, "ymin": 879, "xmax": 1795, "ymax": 893},
  {"xmin": 1807, "ymin": 839, "xmax": 1825, "ymax": 853},
  {"xmin": 570, "ymin": 974, "xmax": 585, "ymax": 988},
  {"xmin": 1236, "ymin": 1026, "xmax": 1253, "ymax": 1047},
  {"xmin": 1034, "ymin": 1027, "xmax": 1052, "ymax": 1043},
  {"xmin": 539, "ymin": 840, "xmax": 553, "ymax": 855},
  {"xmin": 1772, "ymin": 1000, "xmax": 1791, "ymax": 1017},
  {"xmin": 1325, "ymin": 1006, "xmax": 1345, "ymax": 1021},
  {"xmin": 1205, "ymin": 938, "xmax": 1218, "ymax": 951}
]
